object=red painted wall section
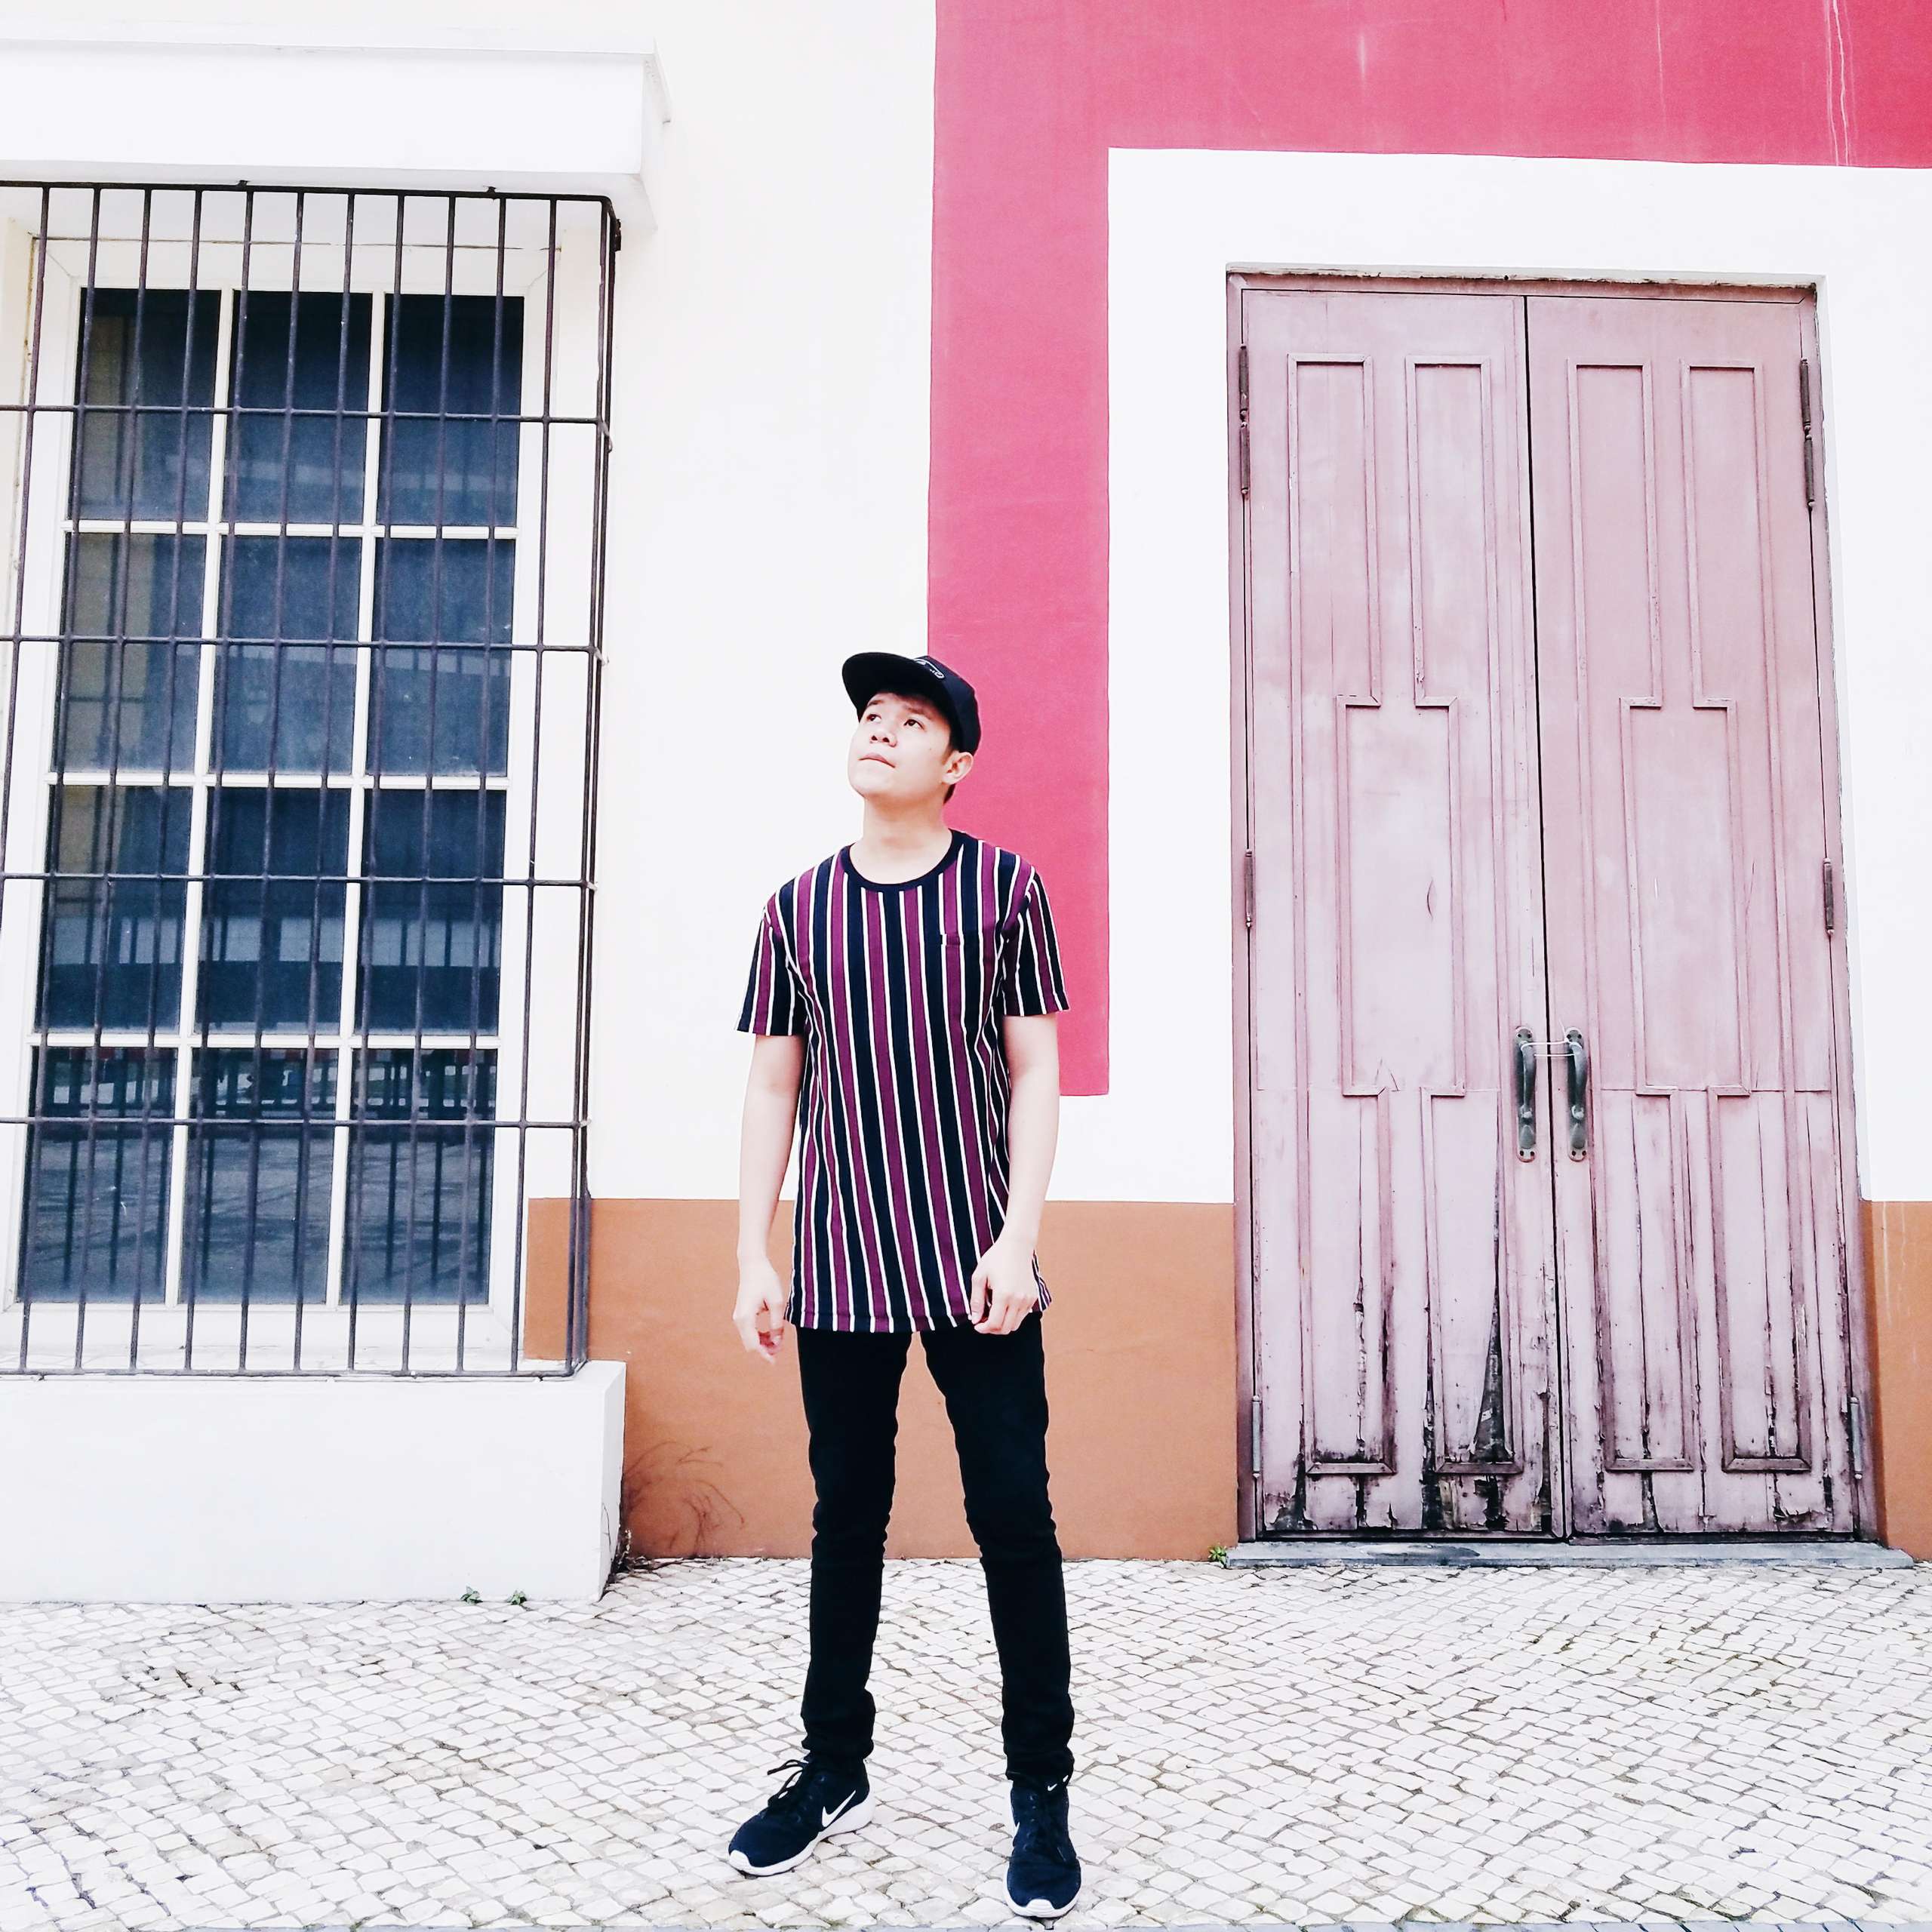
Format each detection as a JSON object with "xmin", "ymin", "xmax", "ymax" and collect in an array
[
  {"xmin": 928, "ymin": 3, "xmax": 1110, "ymax": 1092},
  {"xmin": 928, "ymin": 0, "xmax": 1932, "ymax": 1097}
]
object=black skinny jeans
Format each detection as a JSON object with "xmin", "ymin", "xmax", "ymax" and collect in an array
[{"xmin": 794, "ymin": 1311, "xmax": 1075, "ymax": 1785}]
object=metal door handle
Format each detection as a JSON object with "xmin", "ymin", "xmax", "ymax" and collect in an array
[
  {"xmin": 1515, "ymin": 1028, "xmax": 1537, "ymax": 1161},
  {"xmin": 1564, "ymin": 1029, "xmax": 1589, "ymax": 1158}
]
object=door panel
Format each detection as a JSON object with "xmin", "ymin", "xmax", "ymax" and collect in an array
[
  {"xmin": 1244, "ymin": 289, "xmax": 1560, "ymax": 1534},
  {"xmin": 1524, "ymin": 296, "xmax": 1856, "ymax": 1534}
]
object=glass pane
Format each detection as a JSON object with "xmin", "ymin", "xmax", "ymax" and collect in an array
[
  {"xmin": 222, "ymin": 534, "xmax": 361, "ymax": 644},
  {"xmin": 346, "ymin": 1048, "xmax": 494, "ymax": 1307},
  {"xmin": 370, "ymin": 538, "xmax": 511, "ymax": 775},
  {"xmin": 183, "ymin": 1050, "xmax": 336, "ymax": 1306},
  {"xmin": 226, "ymin": 291, "xmax": 371, "ymax": 525},
  {"xmin": 40, "ymin": 786, "xmax": 190, "ymax": 1030},
  {"xmin": 19, "ymin": 1048, "xmax": 174, "ymax": 1303},
  {"xmin": 378, "ymin": 294, "xmax": 522, "ymax": 528},
  {"xmin": 63, "ymin": 531, "xmax": 206, "ymax": 637},
  {"xmin": 216, "ymin": 536, "xmax": 359, "ymax": 772},
  {"xmin": 73, "ymin": 289, "xmax": 217, "ymax": 521},
  {"xmin": 57, "ymin": 534, "xmax": 204, "ymax": 772},
  {"xmin": 358, "ymin": 791, "xmax": 503, "ymax": 1034},
  {"xmin": 199, "ymin": 787, "xmax": 349, "ymax": 1031}
]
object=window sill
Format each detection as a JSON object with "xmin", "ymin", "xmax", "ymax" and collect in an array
[{"xmin": 0, "ymin": 1302, "xmax": 568, "ymax": 1376}]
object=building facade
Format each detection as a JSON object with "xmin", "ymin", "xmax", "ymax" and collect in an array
[{"xmin": 2, "ymin": 0, "xmax": 1929, "ymax": 1597}]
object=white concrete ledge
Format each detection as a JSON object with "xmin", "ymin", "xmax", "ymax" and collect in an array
[
  {"xmin": 0, "ymin": 1361, "xmax": 624, "ymax": 1602},
  {"xmin": 0, "ymin": 33, "xmax": 666, "ymax": 204},
  {"xmin": 1226, "ymin": 1538, "xmax": 1915, "ymax": 1568}
]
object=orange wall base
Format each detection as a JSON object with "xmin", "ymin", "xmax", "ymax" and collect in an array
[
  {"xmin": 534, "ymin": 1193, "xmax": 1927, "ymax": 1557},
  {"xmin": 1863, "ymin": 1198, "xmax": 1932, "ymax": 1561},
  {"xmin": 575, "ymin": 1198, "xmax": 1239, "ymax": 1559}
]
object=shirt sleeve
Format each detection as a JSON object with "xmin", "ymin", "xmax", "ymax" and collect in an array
[
  {"xmin": 736, "ymin": 900, "xmax": 807, "ymax": 1035},
  {"xmin": 998, "ymin": 869, "xmax": 1070, "ymax": 1017}
]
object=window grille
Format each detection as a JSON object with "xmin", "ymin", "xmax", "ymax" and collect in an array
[{"xmin": 0, "ymin": 183, "xmax": 615, "ymax": 1374}]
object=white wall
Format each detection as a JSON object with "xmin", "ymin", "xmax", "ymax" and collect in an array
[
  {"xmin": 588, "ymin": 5, "xmax": 937, "ymax": 1201},
  {"xmin": 1110, "ymin": 148, "xmax": 1932, "ymax": 1204},
  {"xmin": 0, "ymin": 1362, "xmax": 624, "ymax": 1601}
]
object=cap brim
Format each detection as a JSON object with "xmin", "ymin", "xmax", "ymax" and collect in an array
[{"xmin": 841, "ymin": 651, "xmax": 946, "ymax": 714}]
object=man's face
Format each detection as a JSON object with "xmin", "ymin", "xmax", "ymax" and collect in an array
[{"xmin": 847, "ymin": 689, "xmax": 969, "ymax": 802}]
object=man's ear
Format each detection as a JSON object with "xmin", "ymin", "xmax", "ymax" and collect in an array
[{"xmin": 946, "ymin": 748, "xmax": 974, "ymax": 786}]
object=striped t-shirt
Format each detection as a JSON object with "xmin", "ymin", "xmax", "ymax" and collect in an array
[{"xmin": 736, "ymin": 827, "xmax": 1069, "ymax": 1331}]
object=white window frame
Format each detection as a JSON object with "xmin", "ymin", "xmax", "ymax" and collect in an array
[{"xmin": 0, "ymin": 192, "xmax": 609, "ymax": 1372}]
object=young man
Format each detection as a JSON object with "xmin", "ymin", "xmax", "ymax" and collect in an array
[{"xmin": 728, "ymin": 650, "xmax": 1080, "ymax": 1919}]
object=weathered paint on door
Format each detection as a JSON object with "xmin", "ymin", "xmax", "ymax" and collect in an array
[
  {"xmin": 1240, "ymin": 283, "xmax": 1859, "ymax": 1537},
  {"xmin": 1527, "ymin": 296, "xmax": 1858, "ymax": 1534},
  {"xmin": 1242, "ymin": 289, "xmax": 1561, "ymax": 1534}
]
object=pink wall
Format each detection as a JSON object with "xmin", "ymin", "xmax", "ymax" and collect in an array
[{"xmin": 928, "ymin": 0, "xmax": 1932, "ymax": 1097}]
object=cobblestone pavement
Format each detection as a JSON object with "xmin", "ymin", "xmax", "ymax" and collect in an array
[{"xmin": 3, "ymin": 1558, "xmax": 1930, "ymax": 1930}]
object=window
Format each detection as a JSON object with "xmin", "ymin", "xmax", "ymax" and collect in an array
[{"xmin": 0, "ymin": 185, "xmax": 614, "ymax": 1373}]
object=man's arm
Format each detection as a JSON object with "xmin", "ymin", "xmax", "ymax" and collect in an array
[
  {"xmin": 734, "ymin": 1032, "xmax": 804, "ymax": 1360},
  {"xmin": 969, "ymin": 1011, "xmax": 1061, "ymax": 1334}
]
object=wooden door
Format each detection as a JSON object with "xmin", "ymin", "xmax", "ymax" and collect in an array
[
  {"xmin": 1526, "ymin": 296, "xmax": 1859, "ymax": 1534},
  {"xmin": 1242, "ymin": 288, "xmax": 1562, "ymax": 1534}
]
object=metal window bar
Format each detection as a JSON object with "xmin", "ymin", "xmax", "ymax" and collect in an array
[{"xmin": 0, "ymin": 182, "xmax": 615, "ymax": 1377}]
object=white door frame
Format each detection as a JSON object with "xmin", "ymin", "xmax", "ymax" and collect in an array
[{"xmin": 1106, "ymin": 146, "xmax": 1930, "ymax": 1537}]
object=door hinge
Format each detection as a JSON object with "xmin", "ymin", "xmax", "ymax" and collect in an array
[
  {"xmin": 1847, "ymin": 1393, "xmax": 1864, "ymax": 1478},
  {"xmin": 1250, "ymin": 1395, "xmax": 1263, "ymax": 1475},
  {"xmin": 1823, "ymin": 857, "xmax": 1835, "ymax": 935},
  {"xmin": 1237, "ymin": 342, "xmax": 1251, "ymax": 498},
  {"xmin": 1798, "ymin": 356, "xmax": 1816, "ymax": 509},
  {"xmin": 1242, "ymin": 847, "xmax": 1255, "ymax": 928}
]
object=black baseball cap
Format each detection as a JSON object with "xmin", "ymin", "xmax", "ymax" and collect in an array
[{"xmin": 840, "ymin": 651, "xmax": 982, "ymax": 754}]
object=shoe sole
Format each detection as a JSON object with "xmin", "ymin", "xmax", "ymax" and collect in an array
[
  {"xmin": 1006, "ymin": 1882, "xmax": 1081, "ymax": 1920},
  {"xmin": 726, "ymin": 1792, "xmax": 874, "ymax": 1877}
]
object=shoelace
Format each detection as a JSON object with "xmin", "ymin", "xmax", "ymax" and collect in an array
[
  {"xmin": 1012, "ymin": 1780, "xmax": 1076, "ymax": 1866},
  {"xmin": 761, "ymin": 1756, "xmax": 823, "ymax": 1823}
]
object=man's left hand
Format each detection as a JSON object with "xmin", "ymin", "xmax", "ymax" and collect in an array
[{"xmin": 968, "ymin": 1237, "xmax": 1039, "ymax": 1334}]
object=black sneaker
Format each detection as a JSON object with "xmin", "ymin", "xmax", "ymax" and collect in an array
[
  {"xmin": 726, "ymin": 1756, "xmax": 872, "ymax": 1876},
  {"xmin": 1005, "ymin": 1774, "xmax": 1081, "ymax": 1918}
]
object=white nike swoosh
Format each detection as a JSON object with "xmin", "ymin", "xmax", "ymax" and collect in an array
[{"xmin": 820, "ymin": 1795, "xmax": 855, "ymax": 1829}]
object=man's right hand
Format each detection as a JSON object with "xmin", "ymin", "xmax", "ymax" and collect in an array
[{"xmin": 733, "ymin": 1258, "xmax": 790, "ymax": 1361}]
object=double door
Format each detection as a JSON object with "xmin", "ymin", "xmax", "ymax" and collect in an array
[{"xmin": 1238, "ymin": 284, "xmax": 1863, "ymax": 1537}]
